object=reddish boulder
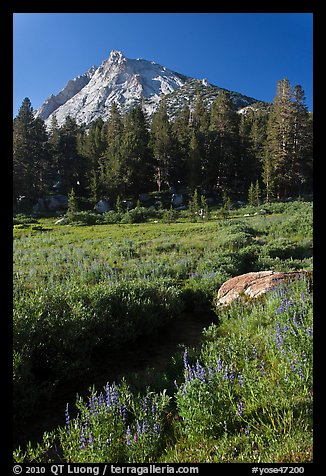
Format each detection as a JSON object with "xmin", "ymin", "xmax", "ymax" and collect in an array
[{"xmin": 216, "ymin": 270, "xmax": 310, "ymax": 306}]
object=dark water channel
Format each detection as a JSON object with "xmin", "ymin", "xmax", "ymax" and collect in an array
[{"xmin": 14, "ymin": 308, "xmax": 217, "ymax": 450}]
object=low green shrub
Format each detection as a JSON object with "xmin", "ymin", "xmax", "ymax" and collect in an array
[{"xmin": 13, "ymin": 279, "xmax": 184, "ymax": 421}]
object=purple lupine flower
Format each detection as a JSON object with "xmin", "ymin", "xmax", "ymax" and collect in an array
[
  {"xmin": 105, "ymin": 383, "xmax": 111, "ymax": 407},
  {"xmin": 260, "ymin": 360, "xmax": 266, "ymax": 375},
  {"xmin": 111, "ymin": 384, "xmax": 119, "ymax": 405},
  {"xmin": 136, "ymin": 420, "xmax": 142, "ymax": 435},
  {"xmin": 88, "ymin": 396, "xmax": 94, "ymax": 413},
  {"xmin": 195, "ymin": 360, "xmax": 206, "ymax": 383},
  {"xmin": 297, "ymin": 366, "xmax": 304, "ymax": 379},
  {"xmin": 151, "ymin": 401, "xmax": 156, "ymax": 415},
  {"xmin": 237, "ymin": 372, "xmax": 245, "ymax": 387},
  {"xmin": 88, "ymin": 432, "xmax": 94, "ymax": 445},
  {"xmin": 126, "ymin": 426, "xmax": 132, "ymax": 446},
  {"xmin": 121, "ymin": 404, "xmax": 127, "ymax": 422},
  {"xmin": 98, "ymin": 392, "xmax": 105, "ymax": 407},
  {"xmin": 306, "ymin": 327, "xmax": 313, "ymax": 336},
  {"xmin": 80, "ymin": 426, "xmax": 87, "ymax": 450},
  {"xmin": 290, "ymin": 360, "xmax": 297, "ymax": 373},
  {"xmin": 292, "ymin": 311, "xmax": 298, "ymax": 327},
  {"xmin": 216, "ymin": 357, "xmax": 223, "ymax": 373},
  {"xmin": 223, "ymin": 365, "xmax": 229, "ymax": 381},
  {"xmin": 186, "ymin": 366, "xmax": 194, "ymax": 382},
  {"xmin": 142, "ymin": 420, "xmax": 149, "ymax": 433},
  {"xmin": 228, "ymin": 366, "xmax": 235, "ymax": 385},
  {"xmin": 153, "ymin": 423, "xmax": 160, "ymax": 435},
  {"xmin": 224, "ymin": 364, "xmax": 234, "ymax": 385},
  {"xmin": 183, "ymin": 349, "xmax": 188, "ymax": 369},
  {"xmin": 65, "ymin": 403, "xmax": 70, "ymax": 427},
  {"xmin": 237, "ymin": 401, "xmax": 244, "ymax": 417},
  {"xmin": 252, "ymin": 346, "xmax": 258, "ymax": 359}
]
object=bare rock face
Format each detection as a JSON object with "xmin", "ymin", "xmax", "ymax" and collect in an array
[{"xmin": 216, "ymin": 271, "xmax": 310, "ymax": 306}]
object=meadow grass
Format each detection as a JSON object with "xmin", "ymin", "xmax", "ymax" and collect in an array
[{"xmin": 13, "ymin": 200, "xmax": 313, "ymax": 462}]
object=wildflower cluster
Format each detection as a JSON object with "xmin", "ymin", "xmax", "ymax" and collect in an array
[
  {"xmin": 58, "ymin": 380, "xmax": 170, "ymax": 463},
  {"xmin": 270, "ymin": 281, "xmax": 313, "ymax": 386},
  {"xmin": 175, "ymin": 277, "xmax": 313, "ymax": 445}
]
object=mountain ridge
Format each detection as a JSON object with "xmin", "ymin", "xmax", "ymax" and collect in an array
[{"xmin": 35, "ymin": 50, "xmax": 265, "ymax": 127}]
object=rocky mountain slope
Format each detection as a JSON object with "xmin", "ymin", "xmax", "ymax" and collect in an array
[{"xmin": 35, "ymin": 50, "xmax": 264, "ymax": 127}]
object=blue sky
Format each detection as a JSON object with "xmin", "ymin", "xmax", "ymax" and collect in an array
[{"xmin": 13, "ymin": 13, "xmax": 313, "ymax": 116}]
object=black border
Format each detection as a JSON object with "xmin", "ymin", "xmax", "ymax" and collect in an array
[{"xmin": 3, "ymin": 1, "xmax": 320, "ymax": 471}]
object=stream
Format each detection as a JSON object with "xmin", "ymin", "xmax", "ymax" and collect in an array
[{"xmin": 14, "ymin": 308, "xmax": 217, "ymax": 449}]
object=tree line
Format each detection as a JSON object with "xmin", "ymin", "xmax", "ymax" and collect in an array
[{"xmin": 13, "ymin": 78, "xmax": 312, "ymax": 208}]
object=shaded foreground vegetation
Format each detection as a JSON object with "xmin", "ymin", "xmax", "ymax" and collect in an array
[{"xmin": 13, "ymin": 200, "xmax": 313, "ymax": 462}]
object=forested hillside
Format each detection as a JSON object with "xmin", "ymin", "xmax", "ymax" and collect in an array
[{"xmin": 13, "ymin": 78, "xmax": 312, "ymax": 209}]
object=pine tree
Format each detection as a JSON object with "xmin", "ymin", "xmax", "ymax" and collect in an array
[
  {"xmin": 254, "ymin": 180, "xmax": 261, "ymax": 206},
  {"xmin": 149, "ymin": 100, "xmax": 176, "ymax": 191},
  {"xmin": 200, "ymin": 194, "xmax": 210, "ymax": 220},
  {"xmin": 191, "ymin": 91, "xmax": 210, "ymax": 133},
  {"xmin": 190, "ymin": 92, "xmax": 209, "ymax": 189},
  {"xmin": 263, "ymin": 78, "xmax": 294, "ymax": 200},
  {"xmin": 55, "ymin": 116, "xmax": 86, "ymax": 195},
  {"xmin": 188, "ymin": 131, "xmax": 202, "ymax": 191},
  {"xmin": 291, "ymin": 85, "xmax": 313, "ymax": 196},
  {"xmin": 208, "ymin": 91, "xmax": 240, "ymax": 193},
  {"xmin": 238, "ymin": 107, "xmax": 267, "ymax": 194},
  {"xmin": 171, "ymin": 104, "xmax": 192, "ymax": 185},
  {"xmin": 67, "ymin": 187, "xmax": 78, "ymax": 219},
  {"xmin": 13, "ymin": 97, "xmax": 50, "ymax": 203},
  {"xmin": 263, "ymin": 78, "xmax": 312, "ymax": 200},
  {"xmin": 120, "ymin": 105, "xmax": 153, "ymax": 196},
  {"xmin": 47, "ymin": 115, "xmax": 62, "ymax": 192},
  {"xmin": 101, "ymin": 102, "xmax": 124, "ymax": 198},
  {"xmin": 188, "ymin": 188, "xmax": 200, "ymax": 220},
  {"xmin": 248, "ymin": 182, "xmax": 255, "ymax": 206}
]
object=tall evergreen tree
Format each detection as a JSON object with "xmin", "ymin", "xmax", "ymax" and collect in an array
[
  {"xmin": 188, "ymin": 131, "xmax": 202, "ymax": 191},
  {"xmin": 80, "ymin": 118, "xmax": 107, "ymax": 200},
  {"xmin": 13, "ymin": 98, "xmax": 50, "ymax": 202},
  {"xmin": 207, "ymin": 91, "xmax": 240, "ymax": 193},
  {"xmin": 55, "ymin": 116, "xmax": 86, "ymax": 195},
  {"xmin": 190, "ymin": 91, "xmax": 210, "ymax": 132},
  {"xmin": 120, "ymin": 105, "xmax": 153, "ymax": 195},
  {"xmin": 149, "ymin": 100, "xmax": 177, "ymax": 191},
  {"xmin": 291, "ymin": 85, "xmax": 313, "ymax": 196},
  {"xmin": 263, "ymin": 78, "xmax": 312, "ymax": 200},
  {"xmin": 171, "ymin": 104, "xmax": 192, "ymax": 186},
  {"xmin": 101, "ymin": 102, "xmax": 124, "ymax": 198},
  {"xmin": 47, "ymin": 115, "xmax": 68, "ymax": 195},
  {"xmin": 238, "ymin": 106, "xmax": 268, "ymax": 194},
  {"xmin": 263, "ymin": 78, "xmax": 294, "ymax": 200}
]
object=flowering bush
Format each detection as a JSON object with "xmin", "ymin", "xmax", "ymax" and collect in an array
[
  {"xmin": 15, "ymin": 381, "xmax": 170, "ymax": 463},
  {"xmin": 174, "ymin": 276, "xmax": 313, "ymax": 460}
]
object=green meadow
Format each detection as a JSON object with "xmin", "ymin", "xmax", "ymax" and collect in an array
[{"xmin": 13, "ymin": 200, "xmax": 313, "ymax": 462}]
